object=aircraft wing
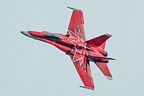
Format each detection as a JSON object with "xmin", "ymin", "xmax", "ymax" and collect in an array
[
  {"xmin": 69, "ymin": 53, "xmax": 94, "ymax": 90},
  {"xmin": 67, "ymin": 7, "xmax": 86, "ymax": 41}
]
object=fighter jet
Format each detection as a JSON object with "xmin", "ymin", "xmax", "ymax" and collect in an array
[{"xmin": 21, "ymin": 7, "xmax": 115, "ymax": 90}]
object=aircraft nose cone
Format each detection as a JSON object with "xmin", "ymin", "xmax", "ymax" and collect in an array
[
  {"xmin": 20, "ymin": 31, "xmax": 28, "ymax": 35},
  {"xmin": 20, "ymin": 31, "xmax": 33, "ymax": 38}
]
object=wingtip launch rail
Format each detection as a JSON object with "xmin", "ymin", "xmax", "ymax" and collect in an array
[
  {"xmin": 79, "ymin": 86, "xmax": 95, "ymax": 90},
  {"xmin": 67, "ymin": 6, "xmax": 82, "ymax": 11}
]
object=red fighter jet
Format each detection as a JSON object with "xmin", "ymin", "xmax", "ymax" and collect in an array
[{"xmin": 21, "ymin": 7, "xmax": 115, "ymax": 90}]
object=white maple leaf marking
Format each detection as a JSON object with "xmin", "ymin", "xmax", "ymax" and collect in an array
[{"xmin": 68, "ymin": 28, "xmax": 88, "ymax": 68}]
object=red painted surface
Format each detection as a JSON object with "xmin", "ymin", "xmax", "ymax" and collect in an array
[{"xmin": 22, "ymin": 7, "xmax": 115, "ymax": 90}]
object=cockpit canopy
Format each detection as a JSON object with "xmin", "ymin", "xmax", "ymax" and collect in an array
[{"xmin": 44, "ymin": 32, "xmax": 63, "ymax": 41}]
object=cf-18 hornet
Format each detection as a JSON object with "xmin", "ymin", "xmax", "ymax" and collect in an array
[{"xmin": 21, "ymin": 7, "xmax": 115, "ymax": 90}]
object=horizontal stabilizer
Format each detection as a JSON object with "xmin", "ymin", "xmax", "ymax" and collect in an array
[
  {"xmin": 79, "ymin": 86, "xmax": 95, "ymax": 90},
  {"xmin": 94, "ymin": 62, "xmax": 113, "ymax": 80},
  {"xmin": 86, "ymin": 34, "xmax": 112, "ymax": 48}
]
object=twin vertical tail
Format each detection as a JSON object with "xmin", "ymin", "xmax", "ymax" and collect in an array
[
  {"xmin": 86, "ymin": 33, "xmax": 112, "ymax": 49},
  {"xmin": 86, "ymin": 34, "xmax": 114, "ymax": 80}
]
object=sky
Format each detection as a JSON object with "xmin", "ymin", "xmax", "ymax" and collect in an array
[{"xmin": 0, "ymin": 0, "xmax": 144, "ymax": 96}]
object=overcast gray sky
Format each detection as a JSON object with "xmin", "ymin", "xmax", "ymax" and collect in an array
[{"xmin": 0, "ymin": 0, "xmax": 144, "ymax": 96}]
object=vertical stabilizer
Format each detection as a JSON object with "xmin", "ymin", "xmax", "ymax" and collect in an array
[{"xmin": 86, "ymin": 34, "xmax": 112, "ymax": 49}]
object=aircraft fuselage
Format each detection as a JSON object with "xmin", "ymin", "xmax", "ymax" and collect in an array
[{"xmin": 21, "ymin": 30, "xmax": 111, "ymax": 63}]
